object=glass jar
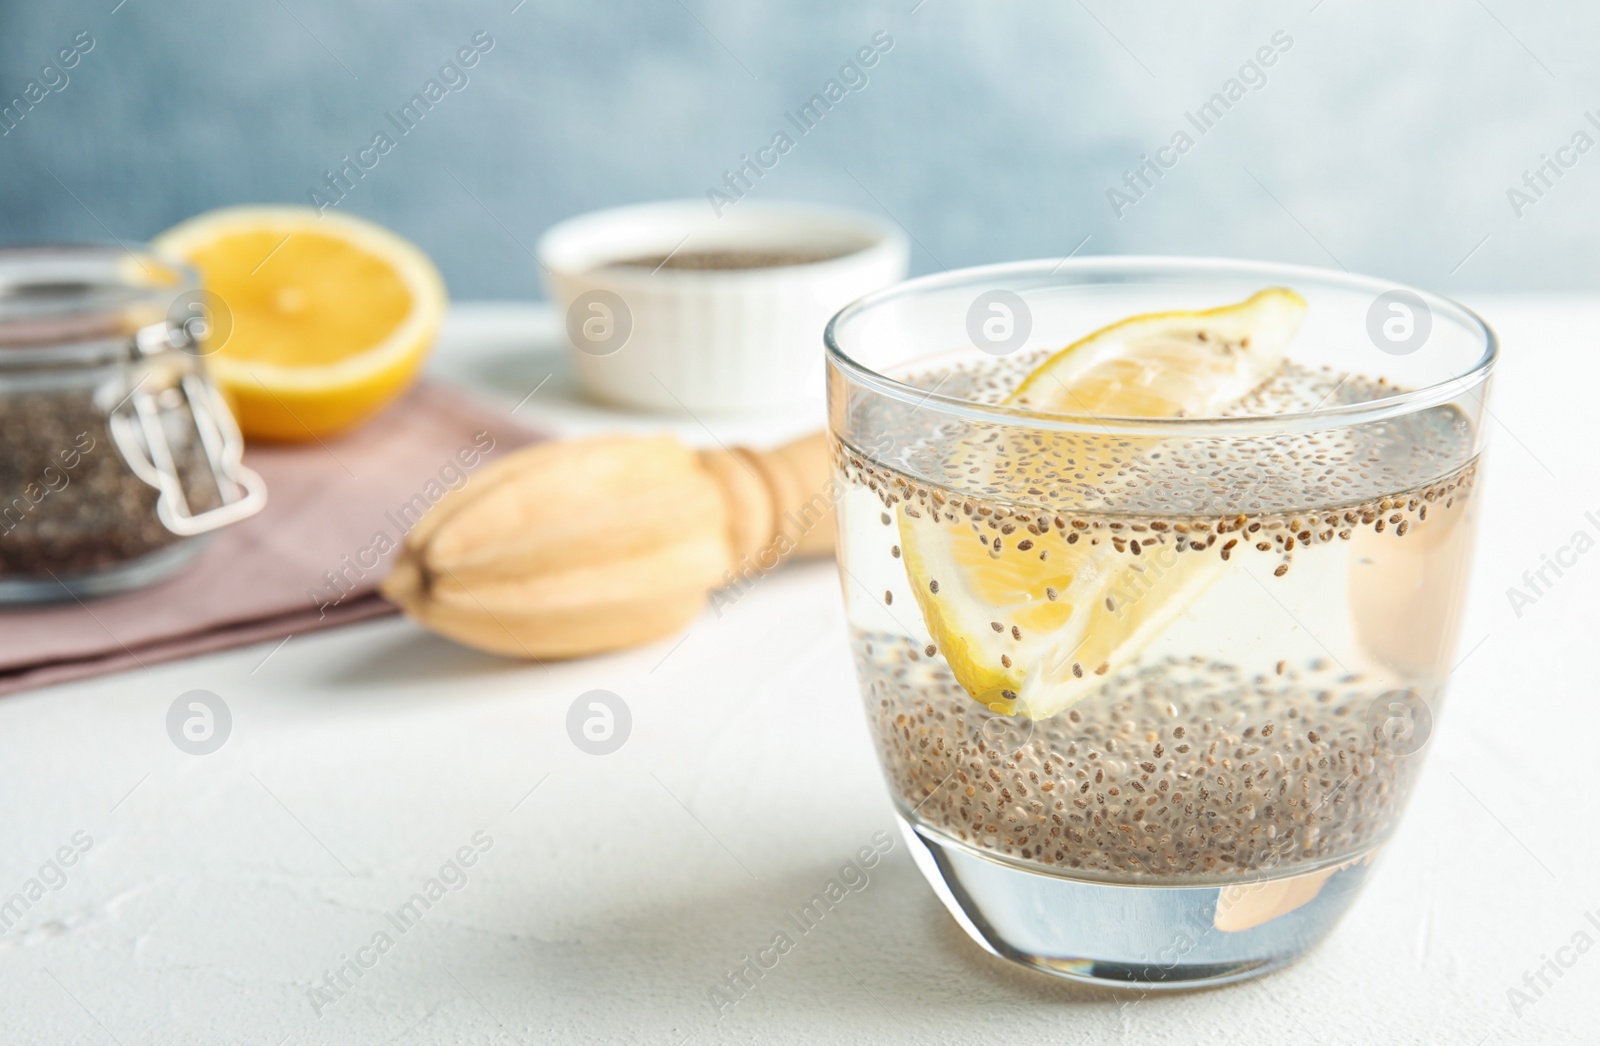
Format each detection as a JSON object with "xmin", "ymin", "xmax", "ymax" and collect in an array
[
  {"xmin": 0, "ymin": 245, "xmax": 265, "ymax": 603},
  {"xmin": 827, "ymin": 257, "xmax": 1493, "ymax": 988}
]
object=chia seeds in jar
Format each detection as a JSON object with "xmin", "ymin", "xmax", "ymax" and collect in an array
[{"xmin": 0, "ymin": 246, "xmax": 266, "ymax": 603}]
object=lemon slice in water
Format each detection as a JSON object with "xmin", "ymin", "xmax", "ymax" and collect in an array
[{"xmin": 899, "ymin": 288, "xmax": 1307, "ymax": 718}]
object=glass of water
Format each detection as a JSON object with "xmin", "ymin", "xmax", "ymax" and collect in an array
[{"xmin": 825, "ymin": 257, "xmax": 1493, "ymax": 988}]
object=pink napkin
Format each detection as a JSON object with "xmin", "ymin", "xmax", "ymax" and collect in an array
[{"xmin": 0, "ymin": 380, "xmax": 541, "ymax": 696}]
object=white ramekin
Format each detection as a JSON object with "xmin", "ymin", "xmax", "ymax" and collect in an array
[{"xmin": 537, "ymin": 200, "xmax": 909, "ymax": 414}]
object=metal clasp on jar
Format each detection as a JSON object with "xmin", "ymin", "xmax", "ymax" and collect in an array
[{"xmin": 106, "ymin": 320, "xmax": 266, "ymax": 537}]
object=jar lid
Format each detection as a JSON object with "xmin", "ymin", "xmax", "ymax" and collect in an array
[{"xmin": 0, "ymin": 245, "xmax": 196, "ymax": 368}]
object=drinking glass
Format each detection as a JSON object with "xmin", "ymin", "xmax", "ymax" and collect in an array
[{"xmin": 825, "ymin": 257, "xmax": 1494, "ymax": 988}]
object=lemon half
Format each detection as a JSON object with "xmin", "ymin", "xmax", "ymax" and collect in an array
[
  {"xmin": 154, "ymin": 206, "xmax": 447, "ymax": 442},
  {"xmin": 899, "ymin": 288, "xmax": 1307, "ymax": 719}
]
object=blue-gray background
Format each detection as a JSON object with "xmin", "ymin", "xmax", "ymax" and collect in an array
[{"xmin": 2, "ymin": 0, "xmax": 1597, "ymax": 299}]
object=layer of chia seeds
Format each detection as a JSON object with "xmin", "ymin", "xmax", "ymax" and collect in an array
[
  {"xmin": 906, "ymin": 353, "xmax": 1403, "ymax": 418},
  {"xmin": 836, "ymin": 359, "xmax": 1479, "ymax": 518},
  {"xmin": 858, "ymin": 632, "xmax": 1423, "ymax": 881},
  {"xmin": 837, "ymin": 440, "xmax": 1478, "ymax": 584}
]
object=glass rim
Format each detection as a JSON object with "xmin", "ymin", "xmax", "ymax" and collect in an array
[{"xmin": 824, "ymin": 255, "xmax": 1498, "ymax": 438}]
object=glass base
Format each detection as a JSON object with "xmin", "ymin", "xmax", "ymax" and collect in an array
[
  {"xmin": 0, "ymin": 538, "xmax": 208, "ymax": 605},
  {"xmin": 897, "ymin": 814, "xmax": 1376, "ymax": 991}
]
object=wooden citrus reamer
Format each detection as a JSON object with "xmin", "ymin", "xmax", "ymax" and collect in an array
[{"xmin": 381, "ymin": 432, "xmax": 835, "ymax": 658}]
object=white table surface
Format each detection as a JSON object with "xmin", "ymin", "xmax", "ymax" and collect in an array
[{"xmin": 2, "ymin": 296, "xmax": 1597, "ymax": 1045}]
